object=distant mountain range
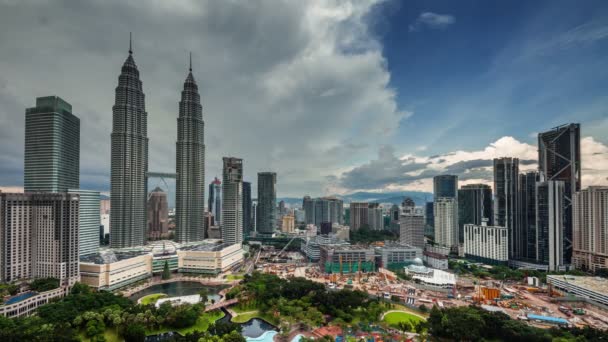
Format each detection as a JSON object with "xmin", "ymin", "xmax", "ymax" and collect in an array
[{"xmin": 278, "ymin": 191, "xmax": 433, "ymax": 207}]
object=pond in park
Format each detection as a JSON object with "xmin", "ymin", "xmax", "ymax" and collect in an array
[{"xmin": 129, "ymin": 281, "xmax": 226, "ymax": 303}]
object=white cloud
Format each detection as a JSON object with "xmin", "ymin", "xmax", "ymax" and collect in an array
[
  {"xmin": 409, "ymin": 12, "xmax": 455, "ymax": 32},
  {"xmin": 333, "ymin": 135, "xmax": 608, "ymax": 193}
]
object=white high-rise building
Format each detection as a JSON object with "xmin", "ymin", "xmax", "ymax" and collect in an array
[
  {"xmin": 573, "ymin": 186, "xmax": 608, "ymax": 272},
  {"xmin": 464, "ymin": 222, "xmax": 509, "ymax": 264},
  {"xmin": 400, "ymin": 205, "xmax": 425, "ymax": 249},
  {"xmin": 221, "ymin": 157, "xmax": 243, "ymax": 245},
  {"xmin": 434, "ymin": 197, "xmax": 458, "ymax": 249}
]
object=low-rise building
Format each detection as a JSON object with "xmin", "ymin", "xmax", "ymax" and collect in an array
[
  {"xmin": 301, "ymin": 235, "xmax": 348, "ymax": 261},
  {"xmin": 376, "ymin": 242, "xmax": 422, "ymax": 270},
  {"xmin": 404, "ymin": 258, "xmax": 456, "ymax": 290},
  {"xmin": 0, "ymin": 287, "xmax": 69, "ymax": 318},
  {"xmin": 80, "ymin": 250, "xmax": 153, "ymax": 291},
  {"xmin": 332, "ymin": 224, "xmax": 350, "ymax": 241},
  {"xmin": 178, "ymin": 241, "xmax": 243, "ymax": 274},
  {"xmin": 319, "ymin": 245, "xmax": 375, "ymax": 273},
  {"xmin": 79, "ymin": 240, "xmax": 243, "ymax": 290},
  {"xmin": 547, "ymin": 275, "xmax": 608, "ymax": 307}
]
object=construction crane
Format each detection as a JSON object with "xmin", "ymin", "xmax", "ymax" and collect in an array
[{"xmin": 273, "ymin": 235, "xmax": 298, "ymax": 262}]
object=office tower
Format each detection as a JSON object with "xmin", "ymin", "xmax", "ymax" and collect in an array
[
  {"xmin": 536, "ymin": 180, "xmax": 566, "ymax": 271},
  {"xmin": 458, "ymin": 184, "xmax": 493, "ymax": 243},
  {"xmin": 573, "ymin": 186, "xmax": 608, "ymax": 272},
  {"xmin": 242, "ymin": 181, "xmax": 252, "ymax": 237},
  {"xmin": 389, "ymin": 204, "xmax": 400, "ymax": 231},
  {"xmin": 208, "ymin": 177, "xmax": 222, "ymax": 225},
  {"xmin": 538, "ymin": 123, "xmax": 581, "ymax": 264},
  {"xmin": 320, "ymin": 222, "xmax": 333, "ymax": 235},
  {"xmin": 433, "ymin": 175, "xmax": 458, "ymax": 199},
  {"xmin": 24, "ymin": 96, "xmax": 79, "ymax": 192},
  {"xmin": 222, "ymin": 157, "xmax": 243, "ymax": 244},
  {"xmin": 110, "ymin": 39, "xmax": 148, "ymax": 248},
  {"xmin": 252, "ymin": 200, "xmax": 258, "ymax": 233},
  {"xmin": 400, "ymin": 204, "xmax": 425, "ymax": 248},
  {"xmin": 303, "ymin": 196, "xmax": 314, "ymax": 224},
  {"xmin": 278, "ymin": 200, "xmax": 286, "ymax": 217},
  {"xmin": 463, "ymin": 222, "xmax": 509, "ymax": 265},
  {"xmin": 294, "ymin": 208, "xmax": 305, "ymax": 223},
  {"xmin": 256, "ymin": 172, "xmax": 277, "ymax": 236},
  {"xmin": 434, "ymin": 197, "xmax": 458, "ymax": 249},
  {"xmin": 0, "ymin": 192, "xmax": 80, "ymax": 286},
  {"xmin": 519, "ymin": 172, "xmax": 539, "ymax": 260},
  {"xmin": 175, "ymin": 58, "xmax": 205, "ymax": 243},
  {"xmin": 147, "ymin": 187, "xmax": 169, "ymax": 240},
  {"xmin": 425, "ymin": 201, "xmax": 434, "ymax": 237},
  {"xmin": 494, "ymin": 157, "xmax": 520, "ymax": 259},
  {"xmin": 402, "ymin": 197, "xmax": 415, "ymax": 208},
  {"xmin": 304, "ymin": 197, "xmax": 343, "ymax": 227},
  {"xmin": 69, "ymin": 189, "xmax": 100, "ymax": 256},
  {"xmin": 367, "ymin": 203, "xmax": 383, "ymax": 230}
]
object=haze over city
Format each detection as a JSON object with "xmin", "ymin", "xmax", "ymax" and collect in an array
[{"xmin": 1, "ymin": 0, "xmax": 607, "ymax": 198}]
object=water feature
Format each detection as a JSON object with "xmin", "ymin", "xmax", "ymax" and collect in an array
[
  {"xmin": 241, "ymin": 318, "xmax": 277, "ymax": 339},
  {"xmin": 5, "ymin": 292, "xmax": 37, "ymax": 305},
  {"xmin": 129, "ymin": 281, "xmax": 225, "ymax": 303}
]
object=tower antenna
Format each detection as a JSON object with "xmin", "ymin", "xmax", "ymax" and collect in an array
[
  {"xmin": 129, "ymin": 32, "xmax": 133, "ymax": 54},
  {"xmin": 189, "ymin": 52, "xmax": 192, "ymax": 72}
]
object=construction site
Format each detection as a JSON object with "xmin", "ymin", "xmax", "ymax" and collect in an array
[{"xmin": 255, "ymin": 246, "xmax": 608, "ymax": 331}]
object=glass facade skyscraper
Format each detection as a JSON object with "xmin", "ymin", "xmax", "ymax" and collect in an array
[
  {"xmin": 110, "ymin": 42, "xmax": 148, "ymax": 248},
  {"xmin": 433, "ymin": 175, "xmax": 458, "ymax": 199},
  {"xmin": 538, "ymin": 123, "xmax": 581, "ymax": 265},
  {"xmin": 222, "ymin": 157, "xmax": 243, "ymax": 244},
  {"xmin": 242, "ymin": 181, "xmax": 252, "ymax": 237},
  {"xmin": 256, "ymin": 172, "xmax": 277, "ymax": 235},
  {"xmin": 175, "ymin": 59, "xmax": 205, "ymax": 243},
  {"xmin": 493, "ymin": 157, "xmax": 520, "ymax": 259},
  {"xmin": 458, "ymin": 184, "xmax": 492, "ymax": 243},
  {"xmin": 24, "ymin": 96, "xmax": 79, "ymax": 192}
]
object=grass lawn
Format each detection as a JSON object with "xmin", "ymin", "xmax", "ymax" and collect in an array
[
  {"xmin": 383, "ymin": 311, "xmax": 424, "ymax": 328},
  {"xmin": 139, "ymin": 293, "xmax": 168, "ymax": 305},
  {"xmin": 79, "ymin": 327, "xmax": 122, "ymax": 342},
  {"xmin": 231, "ymin": 310, "xmax": 278, "ymax": 326},
  {"xmin": 145, "ymin": 310, "xmax": 225, "ymax": 336},
  {"xmin": 226, "ymin": 274, "xmax": 244, "ymax": 281}
]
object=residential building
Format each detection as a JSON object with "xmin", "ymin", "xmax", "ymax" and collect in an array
[
  {"xmin": 175, "ymin": 60, "xmax": 205, "ymax": 243},
  {"xmin": 494, "ymin": 157, "xmax": 520, "ymax": 259},
  {"xmin": 110, "ymin": 42, "xmax": 148, "ymax": 248},
  {"xmin": 222, "ymin": 157, "xmax": 243, "ymax": 244},
  {"xmin": 458, "ymin": 184, "xmax": 492, "ymax": 243},
  {"xmin": 368, "ymin": 203, "xmax": 383, "ymax": 230},
  {"xmin": 434, "ymin": 197, "xmax": 458, "ymax": 249},
  {"xmin": 463, "ymin": 222, "xmax": 509, "ymax": 265},
  {"xmin": 242, "ymin": 181, "xmax": 252, "ymax": 237},
  {"xmin": 573, "ymin": 186, "xmax": 608, "ymax": 272},
  {"xmin": 0, "ymin": 192, "xmax": 80, "ymax": 286},
  {"xmin": 538, "ymin": 123, "xmax": 581, "ymax": 264},
  {"xmin": 281, "ymin": 215, "xmax": 295, "ymax": 233},
  {"xmin": 69, "ymin": 189, "xmax": 100, "ymax": 257},
  {"xmin": 146, "ymin": 187, "xmax": 169, "ymax": 240},
  {"xmin": 256, "ymin": 172, "xmax": 277, "ymax": 235},
  {"xmin": 208, "ymin": 178, "xmax": 222, "ymax": 225},
  {"xmin": 349, "ymin": 202, "xmax": 368, "ymax": 231},
  {"xmin": 24, "ymin": 96, "xmax": 79, "ymax": 193},
  {"xmin": 536, "ymin": 180, "xmax": 567, "ymax": 271}
]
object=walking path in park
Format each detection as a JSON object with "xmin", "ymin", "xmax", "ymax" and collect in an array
[{"xmin": 119, "ymin": 275, "xmax": 238, "ymax": 297}]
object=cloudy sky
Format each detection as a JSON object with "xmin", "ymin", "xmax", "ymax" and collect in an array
[{"xmin": 1, "ymin": 0, "xmax": 607, "ymax": 198}]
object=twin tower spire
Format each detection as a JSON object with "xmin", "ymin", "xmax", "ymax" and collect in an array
[{"xmin": 110, "ymin": 33, "xmax": 205, "ymax": 248}]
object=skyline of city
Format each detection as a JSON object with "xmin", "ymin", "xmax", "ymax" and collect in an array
[{"xmin": 1, "ymin": 1, "xmax": 608, "ymax": 198}]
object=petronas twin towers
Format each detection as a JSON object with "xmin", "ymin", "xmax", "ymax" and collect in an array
[{"xmin": 110, "ymin": 39, "xmax": 204, "ymax": 248}]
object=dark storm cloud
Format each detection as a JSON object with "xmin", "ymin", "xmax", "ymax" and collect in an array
[{"xmin": 0, "ymin": 0, "xmax": 407, "ymax": 196}]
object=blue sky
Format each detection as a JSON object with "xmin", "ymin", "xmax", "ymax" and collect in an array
[
  {"xmin": 375, "ymin": 0, "xmax": 608, "ymax": 156},
  {"xmin": 0, "ymin": 0, "xmax": 607, "ymax": 198}
]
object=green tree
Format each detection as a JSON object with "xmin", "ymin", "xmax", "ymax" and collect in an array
[
  {"xmin": 397, "ymin": 320, "xmax": 412, "ymax": 333},
  {"xmin": 122, "ymin": 323, "xmax": 146, "ymax": 342},
  {"xmin": 162, "ymin": 260, "xmax": 171, "ymax": 280}
]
